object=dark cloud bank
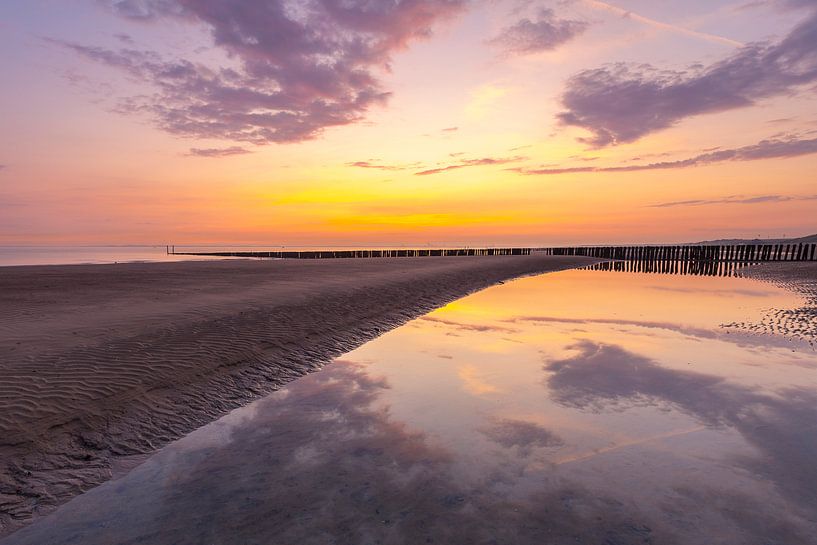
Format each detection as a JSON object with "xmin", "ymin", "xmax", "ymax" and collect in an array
[
  {"xmin": 558, "ymin": 10, "xmax": 817, "ymax": 146},
  {"xmin": 69, "ymin": 0, "xmax": 467, "ymax": 144}
]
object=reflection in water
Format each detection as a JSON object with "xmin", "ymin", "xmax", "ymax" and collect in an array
[
  {"xmin": 478, "ymin": 418, "xmax": 564, "ymax": 459},
  {"xmin": 585, "ymin": 259, "xmax": 748, "ymax": 277},
  {"xmin": 4, "ymin": 270, "xmax": 817, "ymax": 545},
  {"xmin": 547, "ymin": 340, "xmax": 817, "ymax": 509}
]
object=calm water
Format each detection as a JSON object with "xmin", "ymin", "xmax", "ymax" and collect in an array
[
  {"xmin": 0, "ymin": 246, "xmax": 459, "ymax": 267},
  {"xmin": 0, "ymin": 246, "xmax": 227, "ymax": 266},
  {"xmin": 4, "ymin": 269, "xmax": 817, "ymax": 544}
]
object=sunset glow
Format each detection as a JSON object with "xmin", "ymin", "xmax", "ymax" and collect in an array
[{"xmin": 2, "ymin": 0, "xmax": 815, "ymax": 245}]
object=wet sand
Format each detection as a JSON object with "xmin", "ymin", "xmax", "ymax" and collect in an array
[
  {"xmin": 729, "ymin": 262, "xmax": 817, "ymax": 344},
  {"xmin": 0, "ymin": 255, "xmax": 592, "ymax": 537},
  {"xmin": 3, "ymin": 266, "xmax": 816, "ymax": 545}
]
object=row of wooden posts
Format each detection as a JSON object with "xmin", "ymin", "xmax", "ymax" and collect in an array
[
  {"xmin": 166, "ymin": 243, "xmax": 816, "ymax": 263},
  {"xmin": 538, "ymin": 243, "xmax": 817, "ymax": 262},
  {"xmin": 167, "ymin": 247, "xmax": 532, "ymax": 258}
]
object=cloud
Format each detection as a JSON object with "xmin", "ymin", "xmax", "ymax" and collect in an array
[
  {"xmin": 442, "ymin": 126, "xmax": 459, "ymax": 132},
  {"xmin": 582, "ymin": 0, "xmax": 742, "ymax": 47},
  {"xmin": 509, "ymin": 144, "xmax": 532, "ymax": 152},
  {"xmin": 105, "ymin": 0, "xmax": 185, "ymax": 20},
  {"xmin": 346, "ymin": 161, "xmax": 421, "ymax": 171},
  {"xmin": 557, "ymin": 11, "xmax": 817, "ymax": 146},
  {"xmin": 186, "ymin": 146, "xmax": 251, "ymax": 157},
  {"xmin": 544, "ymin": 340, "xmax": 817, "ymax": 511},
  {"xmin": 649, "ymin": 194, "xmax": 817, "ymax": 208},
  {"xmin": 739, "ymin": 0, "xmax": 817, "ymax": 12},
  {"xmin": 347, "ymin": 161, "xmax": 400, "ymax": 170},
  {"xmin": 782, "ymin": 0, "xmax": 817, "ymax": 9},
  {"xmin": 71, "ymin": 0, "xmax": 468, "ymax": 144},
  {"xmin": 512, "ymin": 135, "xmax": 817, "ymax": 175},
  {"xmin": 415, "ymin": 155, "xmax": 527, "ymax": 176},
  {"xmin": 113, "ymin": 33, "xmax": 135, "ymax": 44},
  {"xmin": 488, "ymin": 8, "xmax": 588, "ymax": 54}
]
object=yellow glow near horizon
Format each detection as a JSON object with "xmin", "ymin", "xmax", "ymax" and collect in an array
[{"xmin": 1, "ymin": 1, "xmax": 815, "ymax": 245}]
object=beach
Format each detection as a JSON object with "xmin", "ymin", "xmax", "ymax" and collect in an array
[
  {"xmin": 0, "ymin": 255, "xmax": 593, "ymax": 536},
  {"xmin": 4, "ymin": 259, "xmax": 817, "ymax": 545},
  {"xmin": 739, "ymin": 262, "xmax": 817, "ymax": 343}
]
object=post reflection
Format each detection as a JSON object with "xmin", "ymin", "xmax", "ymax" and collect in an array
[{"xmin": 583, "ymin": 258, "xmax": 748, "ymax": 277}]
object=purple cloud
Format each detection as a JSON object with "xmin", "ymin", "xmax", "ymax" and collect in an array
[
  {"xmin": 557, "ymin": 11, "xmax": 817, "ymax": 146},
  {"xmin": 479, "ymin": 418, "xmax": 563, "ymax": 454},
  {"xmin": 347, "ymin": 160, "xmax": 411, "ymax": 171},
  {"xmin": 105, "ymin": 0, "xmax": 186, "ymax": 20},
  {"xmin": 73, "ymin": 0, "xmax": 467, "ymax": 144},
  {"xmin": 513, "ymin": 135, "xmax": 817, "ymax": 175},
  {"xmin": 489, "ymin": 8, "xmax": 588, "ymax": 55},
  {"xmin": 775, "ymin": 0, "xmax": 816, "ymax": 11},
  {"xmin": 415, "ymin": 155, "xmax": 527, "ymax": 176},
  {"xmin": 648, "ymin": 194, "xmax": 817, "ymax": 208},
  {"xmin": 187, "ymin": 146, "xmax": 251, "ymax": 157}
]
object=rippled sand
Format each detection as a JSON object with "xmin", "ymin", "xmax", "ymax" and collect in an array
[
  {"xmin": 0, "ymin": 256, "xmax": 592, "ymax": 536},
  {"xmin": 724, "ymin": 262, "xmax": 817, "ymax": 346},
  {"xmin": 4, "ymin": 267, "xmax": 816, "ymax": 545}
]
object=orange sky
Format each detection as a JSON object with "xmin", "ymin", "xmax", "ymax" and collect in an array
[{"xmin": 1, "ymin": 0, "xmax": 815, "ymax": 245}]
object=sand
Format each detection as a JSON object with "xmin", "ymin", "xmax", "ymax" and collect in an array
[
  {"xmin": 726, "ymin": 262, "xmax": 817, "ymax": 345},
  {"xmin": 0, "ymin": 255, "xmax": 593, "ymax": 537}
]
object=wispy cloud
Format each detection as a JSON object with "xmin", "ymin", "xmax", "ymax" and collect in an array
[
  {"xmin": 557, "ymin": 10, "xmax": 817, "ymax": 146},
  {"xmin": 648, "ymin": 194, "xmax": 817, "ymax": 208},
  {"xmin": 509, "ymin": 144, "xmax": 532, "ymax": 152},
  {"xmin": 347, "ymin": 160, "xmax": 417, "ymax": 171},
  {"xmin": 581, "ymin": 0, "xmax": 742, "ymax": 47},
  {"xmin": 442, "ymin": 126, "xmax": 459, "ymax": 132},
  {"xmin": 416, "ymin": 155, "xmax": 528, "ymax": 176},
  {"xmin": 105, "ymin": 0, "xmax": 185, "ymax": 21},
  {"xmin": 65, "ymin": 0, "xmax": 468, "ymax": 144},
  {"xmin": 186, "ymin": 146, "xmax": 252, "ymax": 158},
  {"xmin": 113, "ymin": 33, "xmax": 135, "ymax": 45},
  {"xmin": 489, "ymin": 8, "xmax": 589, "ymax": 54},
  {"xmin": 738, "ymin": 0, "xmax": 817, "ymax": 12},
  {"xmin": 513, "ymin": 135, "xmax": 817, "ymax": 175}
]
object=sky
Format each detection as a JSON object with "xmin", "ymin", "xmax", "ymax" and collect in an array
[{"xmin": 1, "ymin": 0, "xmax": 816, "ymax": 246}]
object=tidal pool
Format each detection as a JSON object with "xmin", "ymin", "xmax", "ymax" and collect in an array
[{"xmin": 4, "ymin": 269, "xmax": 817, "ymax": 545}]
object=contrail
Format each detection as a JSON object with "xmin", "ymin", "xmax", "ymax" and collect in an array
[{"xmin": 583, "ymin": 0, "xmax": 744, "ymax": 47}]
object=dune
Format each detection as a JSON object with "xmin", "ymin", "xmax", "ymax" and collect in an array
[{"xmin": 0, "ymin": 255, "xmax": 593, "ymax": 537}]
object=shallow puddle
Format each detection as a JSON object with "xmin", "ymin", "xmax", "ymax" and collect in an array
[{"xmin": 4, "ymin": 269, "xmax": 817, "ymax": 545}]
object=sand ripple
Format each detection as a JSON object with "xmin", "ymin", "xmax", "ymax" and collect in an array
[
  {"xmin": 0, "ymin": 256, "xmax": 592, "ymax": 537},
  {"xmin": 722, "ymin": 262, "xmax": 817, "ymax": 347}
]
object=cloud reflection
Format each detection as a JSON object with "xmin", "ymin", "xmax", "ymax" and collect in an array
[
  {"xmin": 5, "ymin": 360, "xmax": 672, "ymax": 545},
  {"xmin": 544, "ymin": 340, "xmax": 817, "ymax": 513},
  {"xmin": 479, "ymin": 418, "xmax": 563, "ymax": 456}
]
